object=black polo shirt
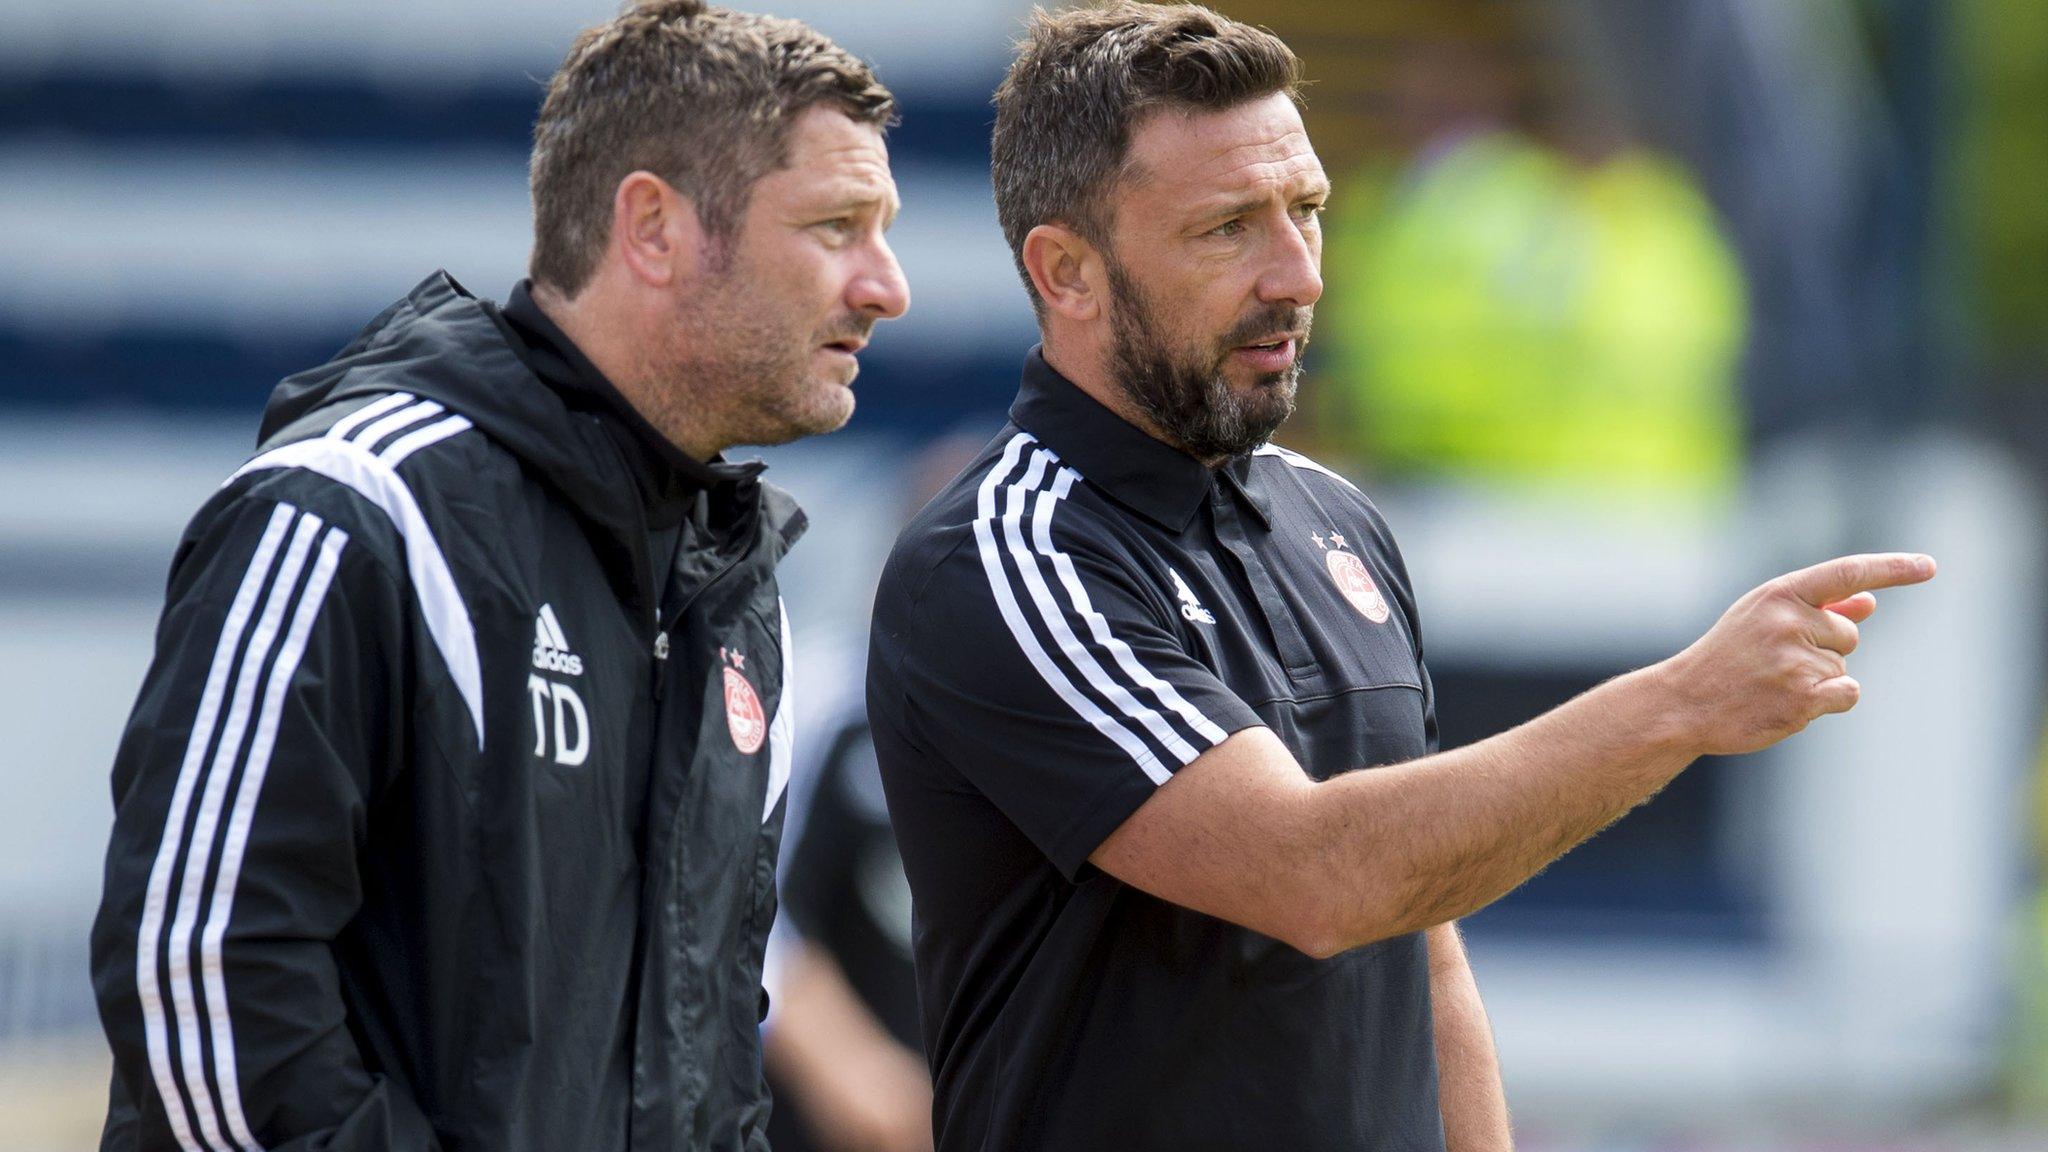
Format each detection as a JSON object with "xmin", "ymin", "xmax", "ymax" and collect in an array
[{"xmin": 867, "ymin": 349, "xmax": 1446, "ymax": 1152}]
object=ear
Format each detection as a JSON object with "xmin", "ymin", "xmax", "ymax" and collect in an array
[
  {"xmin": 1021, "ymin": 223, "xmax": 1104, "ymax": 323},
  {"xmin": 611, "ymin": 170, "xmax": 707, "ymax": 288}
]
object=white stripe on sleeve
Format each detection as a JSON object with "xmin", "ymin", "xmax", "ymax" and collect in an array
[
  {"xmin": 199, "ymin": 523, "xmax": 350, "ymax": 1152},
  {"xmin": 1002, "ymin": 448, "xmax": 1201, "ymax": 768},
  {"xmin": 348, "ymin": 400, "xmax": 445, "ymax": 454},
  {"xmin": 228, "ymin": 434, "xmax": 484, "ymax": 749},
  {"xmin": 324, "ymin": 392, "xmax": 416, "ymax": 442},
  {"xmin": 379, "ymin": 414, "xmax": 473, "ymax": 467},
  {"xmin": 136, "ymin": 502, "xmax": 297, "ymax": 1152},
  {"xmin": 1032, "ymin": 465, "xmax": 1229, "ymax": 753},
  {"xmin": 971, "ymin": 434, "xmax": 1168, "ymax": 785},
  {"xmin": 167, "ymin": 508, "xmax": 323, "ymax": 1152}
]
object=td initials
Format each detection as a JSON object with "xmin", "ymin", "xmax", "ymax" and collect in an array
[{"xmin": 527, "ymin": 674, "xmax": 590, "ymax": 766}]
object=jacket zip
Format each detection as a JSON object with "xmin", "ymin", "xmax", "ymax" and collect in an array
[{"xmin": 652, "ymin": 545, "xmax": 750, "ymax": 700}]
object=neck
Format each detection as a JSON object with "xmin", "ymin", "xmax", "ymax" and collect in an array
[
  {"xmin": 1040, "ymin": 332, "xmax": 1218, "ymax": 467},
  {"xmin": 529, "ymin": 278, "xmax": 722, "ymax": 461}
]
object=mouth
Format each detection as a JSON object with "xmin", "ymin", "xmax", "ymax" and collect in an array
[
  {"xmin": 1230, "ymin": 334, "xmax": 1299, "ymax": 373},
  {"xmin": 820, "ymin": 335, "xmax": 868, "ymax": 357}
]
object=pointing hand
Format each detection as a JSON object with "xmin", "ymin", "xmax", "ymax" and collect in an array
[{"xmin": 1657, "ymin": 553, "xmax": 1936, "ymax": 757}]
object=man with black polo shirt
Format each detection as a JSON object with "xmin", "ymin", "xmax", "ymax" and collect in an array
[{"xmin": 866, "ymin": 5, "xmax": 1933, "ymax": 1150}]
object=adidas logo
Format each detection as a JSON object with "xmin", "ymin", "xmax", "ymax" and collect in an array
[
  {"xmin": 532, "ymin": 603, "xmax": 585, "ymax": 676},
  {"xmin": 1169, "ymin": 568, "xmax": 1216, "ymax": 625}
]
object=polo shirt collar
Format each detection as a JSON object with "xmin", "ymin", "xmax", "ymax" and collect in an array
[
  {"xmin": 1217, "ymin": 453, "xmax": 1273, "ymax": 529},
  {"xmin": 1008, "ymin": 346, "xmax": 1273, "ymax": 533}
]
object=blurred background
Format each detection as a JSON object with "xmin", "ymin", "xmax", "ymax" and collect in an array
[{"xmin": 2, "ymin": 1, "xmax": 2045, "ymax": 1149}]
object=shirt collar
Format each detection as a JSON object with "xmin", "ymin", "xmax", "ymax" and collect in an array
[
  {"xmin": 1217, "ymin": 452, "xmax": 1273, "ymax": 529},
  {"xmin": 499, "ymin": 280, "xmax": 762, "ymax": 526},
  {"xmin": 1008, "ymin": 346, "xmax": 1272, "ymax": 533}
]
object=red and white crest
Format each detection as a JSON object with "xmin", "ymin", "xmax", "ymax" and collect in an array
[
  {"xmin": 1325, "ymin": 549, "xmax": 1391, "ymax": 623},
  {"xmin": 723, "ymin": 666, "xmax": 767, "ymax": 754}
]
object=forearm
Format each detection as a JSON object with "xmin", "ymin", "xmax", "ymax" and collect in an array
[
  {"xmin": 1310, "ymin": 665, "xmax": 1697, "ymax": 951},
  {"xmin": 762, "ymin": 944, "xmax": 933, "ymax": 1152},
  {"xmin": 1426, "ymin": 923, "xmax": 1511, "ymax": 1152},
  {"xmin": 1093, "ymin": 666, "xmax": 1699, "ymax": 957},
  {"xmin": 1094, "ymin": 553, "xmax": 1932, "ymax": 960}
]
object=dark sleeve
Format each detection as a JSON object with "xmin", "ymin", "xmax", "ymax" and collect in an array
[
  {"xmin": 1419, "ymin": 660, "xmax": 1440, "ymax": 756},
  {"xmin": 894, "ymin": 505, "xmax": 1263, "ymax": 879},
  {"xmin": 779, "ymin": 721, "xmax": 873, "ymax": 942},
  {"xmin": 90, "ymin": 493, "xmax": 441, "ymax": 1151}
]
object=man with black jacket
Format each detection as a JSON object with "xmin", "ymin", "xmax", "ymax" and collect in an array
[{"xmin": 89, "ymin": 3, "xmax": 908, "ymax": 1149}]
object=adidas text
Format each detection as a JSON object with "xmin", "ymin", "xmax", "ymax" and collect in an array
[{"xmin": 532, "ymin": 645, "xmax": 585, "ymax": 676}]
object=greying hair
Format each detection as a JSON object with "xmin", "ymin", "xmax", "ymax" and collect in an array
[
  {"xmin": 529, "ymin": 0, "xmax": 896, "ymax": 296},
  {"xmin": 990, "ymin": 2, "xmax": 1303, "ymax": 314}
]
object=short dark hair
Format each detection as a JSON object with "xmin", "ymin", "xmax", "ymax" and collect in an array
[
  {"xmin": 530, "ymin": 0, "xmax": 896, "ymax": 296},
  {"xmin": 990, "ymin": 2, "xmax": 1303, "ymax": 313}
]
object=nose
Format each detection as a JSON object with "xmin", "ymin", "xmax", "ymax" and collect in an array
[
  {"xmin": 1260, "ymin": 219, "xmax": 1323, "ymax": 310},
  {"xmin": 849, "ymin": 235, "xmax": 911, "ymax": 321}
]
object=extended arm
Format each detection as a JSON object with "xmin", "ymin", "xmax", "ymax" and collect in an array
[
  {"xmin": 1427, "ymin": 923, "xmax": 1510, "ymax": 1152},
  {"xmin": 1092, "ymin": 552, "xmax": 1933, "ymax": 958}
]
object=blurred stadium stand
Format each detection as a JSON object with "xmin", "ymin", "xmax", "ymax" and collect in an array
[
  {"xmin": 0, "ymin": 0, "xmax": 1034, "ymax": 434},
  {"xmin": 3, "ymin": 2, "xmax": 2045, "ymax": 1149}
]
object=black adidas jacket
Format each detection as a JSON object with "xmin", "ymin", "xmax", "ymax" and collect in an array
[{"xmin": 90, "ymin": 272, "xmax": 805, "ymax": 1151}]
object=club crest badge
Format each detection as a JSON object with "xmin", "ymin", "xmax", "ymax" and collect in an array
[
  {"xmin": 1314, "ymin": 531, "xmax": 1391, "ymax": 623},
  {"xmin": 721, "ymin": 647, "xmax": 766, "ymax": 755}
]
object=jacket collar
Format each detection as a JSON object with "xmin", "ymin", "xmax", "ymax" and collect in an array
[
  {"xmin": 498, "ymin": 279, "xmax": 761, "ymax": 529},
  {"xmin": 1008, "ymin": 346, "xmax": 1272, "ymax": 532},
  {"xmin": 257, "ymin": 271, "xmax": 804, "ymax": 565}
]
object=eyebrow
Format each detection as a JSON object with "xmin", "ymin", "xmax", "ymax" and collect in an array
[
  {"xmin": 1195, "ymin": 182, "xmax": 1332, "ymax": 225},
  {"xmin": 817, "ymin": 188, "xmax": 901, "ymax": 229}
]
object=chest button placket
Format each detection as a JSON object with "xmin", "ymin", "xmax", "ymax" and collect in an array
[{"xmin": 1207, "ymin": 483, "xmax": 1318, "ymax": 683}]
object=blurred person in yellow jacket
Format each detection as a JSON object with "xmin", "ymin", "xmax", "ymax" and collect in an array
[{"xmin": 1316, "ymin": 51, "xmax": 1746, "ymax": 499}]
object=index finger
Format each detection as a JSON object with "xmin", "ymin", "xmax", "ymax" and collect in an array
[{"xmin": 1781, "ymin": 553, "xmax": 1936, "ymax": 606}]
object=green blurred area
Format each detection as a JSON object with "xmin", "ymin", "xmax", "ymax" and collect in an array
[
  {"xmin": 1948, "ymin": 0, "xmax": 2048, "ymax": 368},
  {"xmin": 1951, "ymin": 0, "xmax": 2048, "ymax": 1119},
  {"xmin": 1316, "ymin": 131, "xmax": 1745, "ymax": 497}
]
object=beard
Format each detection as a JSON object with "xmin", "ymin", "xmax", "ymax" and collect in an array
[
  {"xmin": 1104, "ymin": 255, "xmax": 1308, "ymax": 461},
  {"xmin": 642, "ymin": 253, "xmax": 872, "ymax": 452},
  {"xmin": 704, "ymin": 308, "xmax": 869, "ymax": 448}
]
